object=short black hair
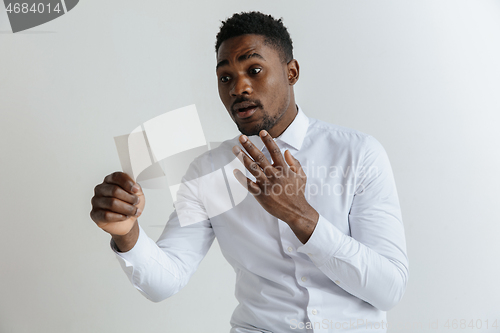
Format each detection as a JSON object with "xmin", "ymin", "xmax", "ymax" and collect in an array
[{"xmin": 215, "ymin": 11, "xmax": 293, "ymax": 63}]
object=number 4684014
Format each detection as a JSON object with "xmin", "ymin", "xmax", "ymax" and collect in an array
[{"xmin": 6, "ymin": 2, "xmax": 62, "ymax": 14}]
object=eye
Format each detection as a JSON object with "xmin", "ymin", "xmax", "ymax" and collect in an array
[
  {"xmin": 249, "ymin": 68, "xmax": 262, "ymax": 75},
  {"xmin": 220, "ymin": 76, "xmax": 230, "ymax": 83}
]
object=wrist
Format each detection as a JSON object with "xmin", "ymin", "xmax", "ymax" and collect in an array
[
  {"xmin": 287, "ymin": 203, "xmax": 318, "ymax": 226},
  {"xmin": 287, "ymin": 204, "xmax": 319, "ymax": 244},
  {"xmin": 111, "ymin": 220, "xmax": 139, "ymax": 252}
]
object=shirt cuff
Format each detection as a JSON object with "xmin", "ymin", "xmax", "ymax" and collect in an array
[{"xmin": 297, "ymin": 214, "xmax": 348, "ymax": 267}]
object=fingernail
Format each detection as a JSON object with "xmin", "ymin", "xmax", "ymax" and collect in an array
[
  {"xmin": 240, "ymin": 135, "xmax": 248, "ymax": 143},
  {"xmin": 132, "ymin": 184, "xmax": 140, "ymax": 193},
  {"xmin": 232, "ymin": 146, "xmax": 241, "ymax": 154},
  {"xmin": 261, "ymin": 130, "xmax": 268, "ymax": 136},
  {"xmin": 135, "ymin": 208, "xmax": 142, "ymax": 216},
  {"xmin": 134, "ymin": 197, "xmax": 140, "ymax": 205}
]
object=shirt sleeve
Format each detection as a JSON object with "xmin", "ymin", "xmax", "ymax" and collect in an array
[
  {"xmin": 297, "ymin": 135, "xmax": 409, "ymax": 311},
  {"xmin": 111, "ymin": 157, "xmax": 216, "ymax": 303}
]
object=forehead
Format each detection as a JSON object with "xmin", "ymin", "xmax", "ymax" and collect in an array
[{"xmin": 216, "ymin": 34, "xmax": 280, "ymax": 64}]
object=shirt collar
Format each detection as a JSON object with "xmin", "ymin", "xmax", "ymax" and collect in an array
[{"xmin": 247, "ymin": 105, "xmax": 309, "ymax": 151}]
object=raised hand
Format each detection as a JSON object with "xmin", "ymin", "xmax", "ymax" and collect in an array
[{"xmin": 232, "ymin": 130, "xmax": 319, "ymax": 243}]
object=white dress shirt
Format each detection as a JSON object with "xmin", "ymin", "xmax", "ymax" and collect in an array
[{"xmin": 112, "ymin": 106, "xmax": 409, "ymax": 332}]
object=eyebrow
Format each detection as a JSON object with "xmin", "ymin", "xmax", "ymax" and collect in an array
[{"xmin": 216, "ymin": 52, "xmax": 265, "ymax": 70}]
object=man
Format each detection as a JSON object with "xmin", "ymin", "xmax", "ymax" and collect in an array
[{"xmin": 90, "ymin": 11, "xmax": 408, "ymax": 332}]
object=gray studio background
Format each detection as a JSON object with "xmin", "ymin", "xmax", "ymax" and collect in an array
[{"xmin": 1, "ymin": 1, "xmax": 499, "ymax": 332}]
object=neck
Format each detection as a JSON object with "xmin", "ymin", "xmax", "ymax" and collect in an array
[{"xmin": 268, "ymin": 103, "xmax": 298, "ymax": 138}]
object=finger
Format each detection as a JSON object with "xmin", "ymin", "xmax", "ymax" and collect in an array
[
  {"xmin": 233, "ymin": 169, "xmax": 261, "ymax": 196},
  {"xmin": 238, "ymin": 135, "xmax": 272, "ymax": 170},
  {"xmin": 260, "ymin": 130, "xmax": 287, "ymax": 168},
  {"xmin": 103, "ymin": 172, "xmax": 141, "ymax": 194},
  {"xmin": 95, "ymin": 183, "xmax": 140, "ymax": 205},
  {"xmin": 91, "ymin": 208, "xmax": 129, "ymax": 224},
  {"xmin": 232, "ymin": 146, "xmax": 268, "ymax": 182},
  {"xmin": 285, "ymin": 150, "xmax": 306, "ymax": 177},
  {"xmin": 91, "ymin": 196, "xmax": 141, "ymax": 218}
]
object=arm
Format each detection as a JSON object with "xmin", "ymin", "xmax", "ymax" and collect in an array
[
  {"xmin": 297, "ymin": 135, "xmax": 409, "ymax": 311},
  {"xmin": 91, "ymin": 163, "xmax": 215, "ymax": 302},
  {"xmin": 112, "ymin": 156, "xmax": 216, "ymax": 302},
  {"xmin": 111, "ymin": 211, "xmax": 215, "ymax": 302}
]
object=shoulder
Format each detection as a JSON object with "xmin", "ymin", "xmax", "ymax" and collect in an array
[
  {"xmin": 302, "ymin": 117, "xmax": 392, "ymax": 167},
  {"xmin": 305, "ymin": 117, "xmax": 380, "ymax": 151},
  {"xmin": 307, "ymin": 117, "xmax": 368, "ymax": 139}
]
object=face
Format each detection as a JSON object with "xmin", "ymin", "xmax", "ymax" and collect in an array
[{"xmin": 216, "ymin": 34, "xmax": 299, "ymax": 137}]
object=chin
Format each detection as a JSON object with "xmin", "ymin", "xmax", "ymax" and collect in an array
[
  {"xmin": 238, "ymin": 126, "xmax": 260, "ymax": 137},
  {"xmin": 235, "ymin": 108, "xmax": 278, "ymax": 136},
  {"xmin": 237, "ymin": 122, "xmax": 268, "ymax": 136}
]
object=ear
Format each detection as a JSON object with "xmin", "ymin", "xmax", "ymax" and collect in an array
[{"xmin": 287, "ymin": 59, "xmax": 300, "ymax": 85}]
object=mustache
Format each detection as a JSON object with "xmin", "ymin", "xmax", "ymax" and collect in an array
[{"xmin": 231, "ymin": 97, "xmax": 263, "ymax": 112}]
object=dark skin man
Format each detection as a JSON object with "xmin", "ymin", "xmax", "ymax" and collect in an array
[{"xmin": 90, "ymin": 34, "xmax": 319, "ymax": 251}]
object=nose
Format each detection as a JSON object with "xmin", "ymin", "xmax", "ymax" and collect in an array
[{"xmin": 230, "ymin": 75, "xmax": 253, "ymax": 97}]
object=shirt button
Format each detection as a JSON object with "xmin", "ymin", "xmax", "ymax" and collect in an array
[
  {"xmin": 334, "ymin": 280, "xmax": 340, "ymax": 284},
  {"xmin": 307, "ymin": 253, "xmax": 313, "ymax": 256},
  {"xmin": 312, "ymin": 309, "xmax": 318, "ymax": 315},
  {"xmin": 287, "ymin": 246, "xmax": 293, "ymax": 253},
  {"xmin": 301, "ymin": 276, "xmax": 307, "ymax": 282}
]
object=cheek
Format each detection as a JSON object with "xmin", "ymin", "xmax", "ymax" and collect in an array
[
  {"xmin": 263, "ymin": 75, "xmax": 289, "ymax": 103},
  {"xmin": 218, "ymin": 86, "xmax": 223, "ymax": 100},
  {"xmin": 218, "ymin": 85, "xmax": 229, "ymax": 104}
]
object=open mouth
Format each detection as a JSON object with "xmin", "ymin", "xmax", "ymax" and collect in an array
[
  {"xmin": 233, "ymin": 101, "xmax": 259, "ymax": 119},
  {"xmin": 236, "ymin": 106, "xmax": 258, "ymax": 119}
]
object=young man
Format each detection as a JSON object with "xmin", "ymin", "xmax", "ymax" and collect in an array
[{"xmin": 90, "ymin": 12, "xmax": 408, "ymax": 332}]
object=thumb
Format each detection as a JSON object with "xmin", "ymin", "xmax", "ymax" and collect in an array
[
  {"xmin": 132, "ymin": 182, "xmax": 146, "ymax": 211},
  {"xmin": 131, "ymin": 182, "xmax": 143, "ymax": 195}
]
